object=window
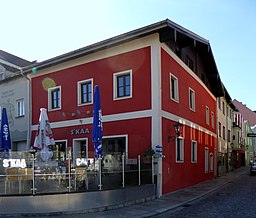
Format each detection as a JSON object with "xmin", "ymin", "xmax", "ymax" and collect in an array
[
  {"xmin": 205, "ymin": 147, "xmax": 209, "ymax": 173},
  {"xmin": 228, "ymin": 130, "xmax": 231, "ymax": 142},
  {"xmin": 222, "ymin": 101, "xmax": 225, "ymax": 115},
  {"xmin": 211, "ymin": 111, "xmax": 215, "ymax": 129},
  {"xmin": 191, "ymin": 140, "xmax": 197, "ymax": 163},
  {"xmin": 209, "ymin": 153, "xmax": 214, "ymax": 171},
  {"xmin": 223, "ymin": 126, "xmax": 226, "ymax": 139},
  {"xmin": 218, "ymin": 98, "xmax": 221, "ymax": 109},
  {"xmin": 17, "ymin": 99, "xmax": 25, "ymax": 117},
  {"xmin": 48, "ymin": 86, "xmax": 61, "ymax": 110},
  {"xmin": 205, "ymin": 106, "xmax": 209, "ymax": 125},
  {"xmin": 186, "ymin": 56, "xmax": 194, "ymax": 71},
  {"xmin": 189, "ymin": 88, "xmax": 195, "ymax": 111},
  {"xmin": 102, "ymin": 135, "xmax": 128, "ymax": 169},
  {"xmin": 218, "ymin": 122, "xmax": 221, "ymax": 137},
  {"xmin": 114, "ymin": 70, "xmax": 132, "ymax": 100},
  {"xmin": 78, "ymin": 79, "xmax": 92, "ymax": 105},
  {"xmin": 170, "ymin": 74, "xmax": 179, "ymax": 102},
  {"xmin": 176, "ymin": 137, "xmax": 184, "ymax": 162},
  {"xmin": 51, "ymin": 141, "xmax": 67, "ymax": 162},
  {"xmin": 73, "ymin": 139, "xmax": 88, "ymax": 166}
]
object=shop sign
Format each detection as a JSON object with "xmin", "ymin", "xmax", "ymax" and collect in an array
[
  {"xmin": 76, "ymin": 158, "xmax": 87, "ymax": 166},
  {"xmin": 76, "ymin": 158, "xmax": 93, "ymax": 167},
  {"xmin": 70, "ymin": 128, "xmax": 90, "ymax": 135},
  {"xmin": 3, "ymin": 159, "xmax": 27, "ymax": 168}
]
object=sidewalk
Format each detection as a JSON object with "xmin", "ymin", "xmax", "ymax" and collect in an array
[
  {"xmin": 82, "ymin": 166, "xmax": 249, "ymax": 218},
  {"xmin": 0, "ymin": 166, "xmax": 249, "ymax": 217}
]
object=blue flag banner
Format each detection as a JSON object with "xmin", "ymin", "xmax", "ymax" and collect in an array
[
  {"xmin": 92, "ymin": 85, "xmax": 103, "ymax": 158},
  {"xmin": 0, "ymin": 108, "xmax": 11, "ymax": 152}
]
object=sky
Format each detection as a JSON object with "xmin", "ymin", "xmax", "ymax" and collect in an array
[{"xmin": 1, "ymin": 0, "xmax": 256, "ymax": 110}]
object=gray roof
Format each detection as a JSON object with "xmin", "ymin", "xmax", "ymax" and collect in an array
[{"xmin": 0, "ymin": 50, "xmax": 32, "ymax": 68}]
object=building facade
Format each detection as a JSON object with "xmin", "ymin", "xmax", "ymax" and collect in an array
[
  {"xmin": 0, "ymin": 50, "xmax": 32, "ymax": 151},
  {"xmin": 26, "ymin": 19, "xmax": 224, "ymax": 196}
]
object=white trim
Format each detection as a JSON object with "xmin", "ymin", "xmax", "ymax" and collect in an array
[
  {"xmin": 72, "ymin": 137, "xmax": 89, "ymax": 163},
  {"xmin": 191, "ymin": 140, "xmax": 197, "ymax": 163},
  {"xmin": 205, "ymin": 147, "xmax": 209, "ymax": 173},
  {"xmin": 16, "ymin": 98, "xmax": 25, "ymax": 117},
  {"xmin": 170, "ymin": 73, "xmax": 179, "ymax": 103},
  {"xmin": 32, "ymin": 109, "xmax": 152, "ymax": 130},
  {"xmin": 113, "ymin": 70, "xmax": 132, "ymax": 100},
  {"xmin": 162, "ymin": 110, "xmax": 216, "ymax": 138},
  {"xmin": 206, "ymin": 106, "xmax": 209, "ymax": 125},
  {"xmin": 189, "ymin": 87, "xmax": 195, "ymax": 112},
  {"xmin": 151, "ymin": 40, "xmax": 162, "ymax": 198},
  {"xmin": 102, "ymin": 134, "xmax": 128, "ymax": 158},
  {"xmin": 176, "ymin": 137, "xmax": 184, "ymax": 163},
  {"xmin": 48, "ymin": 85, "xmax": 61, "ymax": 111},
  {"xmin": 77, "ymin": 78, "xmax": 93, "ymax": 106}
]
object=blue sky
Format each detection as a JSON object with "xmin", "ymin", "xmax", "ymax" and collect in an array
[{"xmin": 1, "ymin": 0, "xmax": 255, "ymax": 110}]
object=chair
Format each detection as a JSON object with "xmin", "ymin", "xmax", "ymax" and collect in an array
[
  {"xmin": 5, "ymin": 168, "xmax": 19, "ymax": 194},
  {"xmin": 74, "ymin": 167, "xmax": 88, "ymax": 190},
  {"xmin": 5, "ymin": 168, "xmax": 33, "ymax": 194}
]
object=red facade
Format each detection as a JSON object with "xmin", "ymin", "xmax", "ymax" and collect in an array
[{"xmin": 31, "ymin": 27, "xmax": 219, "ymax": 195}]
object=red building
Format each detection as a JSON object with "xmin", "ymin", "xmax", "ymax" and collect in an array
[{"xmin": 28, "ymin": 19, "xmax": 224, "ymax": 196}]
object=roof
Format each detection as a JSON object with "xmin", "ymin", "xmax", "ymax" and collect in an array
[
  {"xmin": 0, "ymin": 50, "xmax": 32, "ymax": 68},
  {"xmin": 23, "ymin": 19, "xmax": 224, "ymax": 96},
  {"xmin": 232, "ymin": 99, "xmax": 256, "ymax": 126}
]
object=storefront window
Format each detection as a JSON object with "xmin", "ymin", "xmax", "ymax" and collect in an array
[{"xmin": 102, "ymin": 136, "xmax": 126, "ymax": 171}]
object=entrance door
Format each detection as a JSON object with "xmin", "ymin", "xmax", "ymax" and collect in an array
[{"xmin": 73, "ymin": 138, "xmax": 88, "ymax": 166}]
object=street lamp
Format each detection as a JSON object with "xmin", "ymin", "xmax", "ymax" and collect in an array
[{"xmin": 168, "ymin": 122, "xmax": 183, "ymax": 142}]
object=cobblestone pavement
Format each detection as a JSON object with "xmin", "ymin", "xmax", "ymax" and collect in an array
[
  {"xmin": 0, "ymin": 166, "xmax": 249, "ymax": 218},
  {"xmin": 152, "ymin": 169, "xmax": 256, "ymax": 218}
]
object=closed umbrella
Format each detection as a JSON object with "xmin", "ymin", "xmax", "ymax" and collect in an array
[
  {"xmin": 0, "ymin": 108, "xmax": 11, "ymax": 153},
  {"xmin": 92, "ymin": 85, "xmax": 103, "ymax": 158},
  {"xmin": 33, "ymin": 108, "xmax": 55, "ymax": 161}
]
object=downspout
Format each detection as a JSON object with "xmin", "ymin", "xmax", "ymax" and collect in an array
[{"xmin": 20, "ymin": 69, "xmax": 32, "ymax": 149}]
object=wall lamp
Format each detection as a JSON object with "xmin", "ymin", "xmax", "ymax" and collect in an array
[{"xmin": 168, "ymin": 122, "xmax": 183, "ymax": 143}]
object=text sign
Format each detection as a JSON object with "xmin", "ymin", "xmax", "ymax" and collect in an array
[
  {"xmin": 71, "ymin": 128, "xmax": 90, "ymax": 135},
  {"xmin": 3, "ymin": 159, "xmax": 27, "ymax": 168}
]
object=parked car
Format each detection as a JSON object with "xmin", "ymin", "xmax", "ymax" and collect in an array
[{"xmin": 250, "ymin": 162, "xmax": 256, "ymax": 175}]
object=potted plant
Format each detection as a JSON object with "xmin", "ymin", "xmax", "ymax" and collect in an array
[{"xmin": 142, "ymin": 149, "xmax": 155, "ymax": 163}]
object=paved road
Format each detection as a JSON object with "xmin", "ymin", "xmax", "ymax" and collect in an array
[{"xmin": 152, "ymin": 172, "xmax": 256, "ymax": 218}]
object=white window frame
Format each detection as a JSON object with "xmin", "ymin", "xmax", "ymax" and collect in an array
[
  {"xmin": 211, "ymin": 111, "xmax": 215, "ymax": 129},
  {"xmin": 191, "ymin": 140, "xmax": 197, "ymax": 163},
  {"xmin": 102, "ymin": 134, "xmax": 128, "ymax": 158},
  {"xmin": 205, "ymin": 106, "xmax": 209, "ymax": 125},
  {"xmin": 170, "ymin": 73, "xmax": 179, "ymax": 102},
  {"xmin": 113, "ymin": 70, "xmax": 132, "ymax": 100},
  {"xmin": 209, "ymin": 153, "xmax": 214, "ymax": 172},
  {"xmin": 48, "ymin": 86, "xmax": 61, "ymax": 111},
  {"xmin": 189, "ymin": 88, "xmax": 195, "ymax": 111},
  {"xmin": 77, "ymin": 79, "xmax": 93, "ymax": 106},
  {"xmin": 17, "ymin": 98, "xmax": 25, "ymax": 117},
  {"xmin": 72, "ymin": 137, "xmax": 89, "ymax": 166},
  {"xmin": 176, "ymin": 137, "xmax": 184, "ymax": 163},
  {"xmin": 205, "ymin": 147, "xmax": 209, "ymax": 173}
]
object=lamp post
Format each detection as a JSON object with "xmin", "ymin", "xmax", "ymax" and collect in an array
[{"xmin": 168, "ymin": 122, "xmax": 183, "ymax": 142}]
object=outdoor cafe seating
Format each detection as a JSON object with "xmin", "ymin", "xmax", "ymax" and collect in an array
[{"xmin": 0, "ymin": 151, "xmax": 154, "ymax": 196}]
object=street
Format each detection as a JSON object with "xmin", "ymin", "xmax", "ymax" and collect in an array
[{"xmin": 152, "ymin": 172, "xmax": 256, "ymax": 218}]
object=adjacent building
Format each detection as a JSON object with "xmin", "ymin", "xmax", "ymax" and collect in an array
[{"xmin": 0, "ymin": 50, "xmax": 33, "ymax": 151}]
